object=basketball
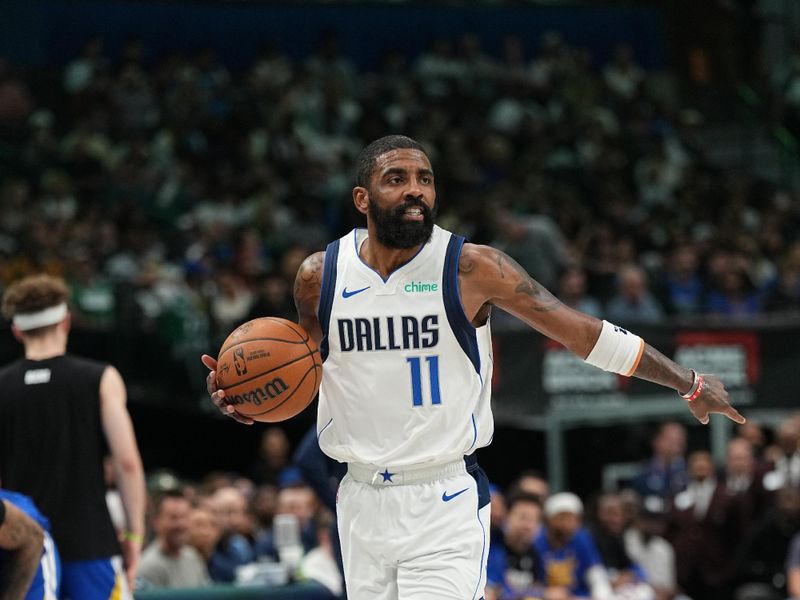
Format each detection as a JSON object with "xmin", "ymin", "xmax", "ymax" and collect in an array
[{"xmin": 216, "ymin": 317, "xmax": 322, "ymax": 422}]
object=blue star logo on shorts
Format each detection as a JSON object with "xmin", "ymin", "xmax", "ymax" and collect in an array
[{"xmin": 380, "ymin": 469, "xmax": 395, "ymax": 483}]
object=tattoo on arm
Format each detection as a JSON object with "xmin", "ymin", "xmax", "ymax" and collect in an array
[
  {"xmin": 494, "ymin": 249, "xmax": 505, "ymax": 279},
  {"xmin": 458, "ymin": 252, "xmax": 475, "ymax": 275},
  {"xmin": 294, "ymin": 253, "xmax": 324, "ymax": 297},
  {"xmin": 500, "ymin": 252, "xmax": 562, "ymax": 312}
]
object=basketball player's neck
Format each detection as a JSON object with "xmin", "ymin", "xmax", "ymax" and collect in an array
[
  {"xmin": 23, "ymin": 330, "xmax": 68, "ymax": 361},
  {"xmin": 360, "ymin": 236, "xmax": 422, "ymax": 279}
]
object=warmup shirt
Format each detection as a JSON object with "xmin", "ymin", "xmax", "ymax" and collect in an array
[
  {"xmin": 0, "ymin": 355, "xmax": 119, "ymax": 561},
  {"xmin": 316, "ymin": 225, "xmax": 494, "ymax": 468}
]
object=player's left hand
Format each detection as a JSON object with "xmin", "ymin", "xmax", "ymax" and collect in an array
[
  {"xmin": 201, "ymin": 354, "xmax": 254, "ymax": 425},
  {"xmin": 686, "ymin": 373, "xmax": 746, "ymax": 425},
  {"xmin": 119, "ymin": 535, "xmax": 141, "ymax": 591}
]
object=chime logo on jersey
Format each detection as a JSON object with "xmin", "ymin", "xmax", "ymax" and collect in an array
[
  {"xmin": 404, "ymin": 281, "xmax": 439, "ymax": 293},
  {"xmin": 337, "ymin": 315, "xmax": 439, "ymax": 352}
]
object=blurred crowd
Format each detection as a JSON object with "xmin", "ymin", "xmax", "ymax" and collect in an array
[
  {"xmin": 124, "ymin": 415, "xmax": 800, "ymax": 600},
  {"xmin": 1, "ymin": 31, "xmax": 800, "ymax": 362}
]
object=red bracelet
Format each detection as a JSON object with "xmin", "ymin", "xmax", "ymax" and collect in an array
[{"xmin": 681, "ymin": 371, "xmax": 704, "ymax": 402}]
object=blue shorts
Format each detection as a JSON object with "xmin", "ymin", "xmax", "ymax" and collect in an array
[
  {"xmin": 24, "ymin": 531, "xmax": 60, "ymax": 600},
  {"xmin": 61, "ymin": 556, "xmax": 130, "ymax": 600}
]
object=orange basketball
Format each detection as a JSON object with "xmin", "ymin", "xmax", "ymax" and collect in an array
[{"xmin": 216, "ymin": 317, "xmax": 322, "ymax": 422}]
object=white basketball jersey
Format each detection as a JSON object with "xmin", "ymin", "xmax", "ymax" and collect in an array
[{"xmin": 316, "ymin": 225, "xmax": 494, "ymax": 467}]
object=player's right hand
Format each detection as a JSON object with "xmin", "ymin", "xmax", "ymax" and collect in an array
[
  {"xmin": 200, "ymin": 354, "xmax": 254, "ymax": 425},
  {"xmin": 687, "ymin": 373, "xmax": 746, "ymax": 426}
]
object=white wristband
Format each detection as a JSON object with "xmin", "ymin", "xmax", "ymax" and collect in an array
[{"xmin": 584, "ymin": 320, "xmax": 644, "ymax": 377}]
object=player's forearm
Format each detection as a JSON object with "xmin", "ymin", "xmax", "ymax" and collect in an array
[
  {"xmin": 113, "ymin": 455, "xmax": 147, "ymax": 539},
  {"xmin": 0, "ymin": 512, "xmax": 43, "ymax": 600},
  {"xmin": 0, "ymin": 547, "xmax": 41, "ymax": 600},
  {"xmin": 632, "ymin": 344, "xmax": 694, "ymax": 394}
]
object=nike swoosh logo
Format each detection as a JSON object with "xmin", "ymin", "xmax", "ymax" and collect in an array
[
  {"xmin": 442, "ymin": 488, "xmax": 469, "ymax": 502},
  {"xmin": 342, "ymin": 286, "xmax": 370, "ymax": 298}
]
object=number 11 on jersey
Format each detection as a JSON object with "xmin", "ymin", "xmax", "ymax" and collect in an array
[{"xmin": 406, "ymin": 355, "xmax": 442, "ymax": 406}]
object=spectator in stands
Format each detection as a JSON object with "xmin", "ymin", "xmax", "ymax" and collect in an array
[
  {"xmin": 187, "ymin": 505, "xmax": 221, "ymax": 567},
  {"xmin": 631, "ymin": 422, "xmax": 688, "ymax": 500},
  {"xmin": 245, "ymin": 271, "xmax": 296, "ymax": 322},
  {"xmin": 210, "ymin": 269, "xmax": 254, "ymax": 342},
  {"xmin": 486, "ymin": 492, "xmax": 545, "ymax": 600},
  {"xmin": 249, "ymin": 426, "xmax": 294, "ymax": 486},
  {"xmin": 205, "ymin": 486, "xmax": 255, "ymax": 583},
  {"xmin": 603, "ymin": 44, "xmax": 644, "ymax": 102},
  {"xmin": 293, "ymin": 425, "xmax": 346, "ymax": 579},
  {"xmin": 492, "ymin": 208, "xmax": 569, "ymax": 292},
  {"xmin": 298, "ymin": 509, "xmax": 344, "ymax": 599},
  {"xmin": 250, "ymin": 483, "xmax": 278, "ymax": 533},
  {"xmin": 706, "ymin": 264, "xmax": 761, "ymax": 318},
  {"xmin": 589, "ymin": 492, "xmax": 653, "ymax": 598},
  {"xmin": 736, "ymin": 421, "xmax": 770, "ymax": 466},
  {"xmin": 764, "ymin": 243, "xmax": 800, "ymax": 313},
  {"xmin": 657, "ymin": 245, "xmax": 706, "ymax": 316},
  {"xmin": 723, "ymin": 437, "xmax": 768, "ymax": 540},
  {"xmin": 489, "ymin": 484, "xmax": 509, "ymax": 541},
  {"xmin": 763, "ymin": 416, "xmax": 800, "ymax": 491},
  {"xmin": 624, "ymin": 495, "xmax": 680, "ymax": 600},
  {"xmin": 606, "ymin": 265, "xmax": 665, "ymax": 324},
  {"xmin": 255, "ymin": 484, "xmax": 319, "ymax": 560},
  {"xmin": 534, "ymin": 492, "xmax": 614, "ymax": 599},
  {"xmin": 507, "ymin": 469, "xmax": 551, "ymax": 502},
  {"xmin": 557, "ymin": 266, "xmax": 603, "ymax": 318},
  {"xmin": 0, "ymin": 57, "xmax": 32, "ymax": 130},
  {"xmin": 138, "ymin": 490, "xmax": 210, "ymax": 589},
  {"xmin": 669, "ymin": 450, "xmax": 737, "ymax": 600},
  {"xmin": 734, "ymin": 486, "xmax": 800, "ymax": 600}
]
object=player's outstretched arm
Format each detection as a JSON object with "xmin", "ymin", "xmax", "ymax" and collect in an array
[
  {"xmin": 0, "ymin": 499, "xmax": 44, "ymax": 600},
  {"xmin": 460, "ymin": 244, "xmax": 745, "ymax": 425}
]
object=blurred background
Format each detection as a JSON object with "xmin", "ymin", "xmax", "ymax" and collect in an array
[{"xmin": 2, "ymin": 0, "xmax": 800, "ymax": 598}]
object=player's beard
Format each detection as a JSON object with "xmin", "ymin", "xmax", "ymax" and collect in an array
[{"xmin": 369, "ymin": 196, "xmax": 437, "ymax": 249}]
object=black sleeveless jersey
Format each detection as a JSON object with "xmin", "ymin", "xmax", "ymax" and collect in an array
[{"xmin": 0, "ymin": 354, "xmax": 119, "ymax": 561}]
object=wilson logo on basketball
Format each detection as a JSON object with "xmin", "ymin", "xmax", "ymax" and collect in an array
[{"xmin": 227, "ymin": 377, "xmax": 289, "ymax": 407}]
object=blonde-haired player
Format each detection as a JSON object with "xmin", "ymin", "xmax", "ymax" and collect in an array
[{"xmin": 0, "ymin": 274, "xmax": 146, "ymax": 600}]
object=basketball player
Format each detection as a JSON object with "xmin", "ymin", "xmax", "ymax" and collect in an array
[
  {"xmin": 0, "ymin": 275, "xmax": 146, "ymax": 600},
  {"xmin": 0, "ymin": 489, "xmax": 61, "ymax": 600},
  {"xmin": 202, "ymin": 135, "xmax": 745, "ymax": 599}
]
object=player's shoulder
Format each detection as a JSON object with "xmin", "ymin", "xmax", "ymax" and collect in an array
[
  {"xmin": 299, "ymin": 251, "xmax": 326, "ymax": 275},
  {"xmin": 63, "ymin": 354, "xmax": 109, "ymax": 372},
  {"xmin": 458, "ymin": 242, "xmax": 502, "ymax": 276},
  {"xmin": 0, "ymin": 358, "xmax": 23, "ymax": 379},
  {"xmin": 294, "ymin": 251, "xmax": 326, "ymax": 315},
  {"xmin": 295, "ymin": 251, "xmax": 326, "ymax": 290}
]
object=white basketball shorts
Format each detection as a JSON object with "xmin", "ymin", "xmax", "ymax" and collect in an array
[{"xmin": 336, "ymin": 454, "xmax": 490, "ymax": 600}]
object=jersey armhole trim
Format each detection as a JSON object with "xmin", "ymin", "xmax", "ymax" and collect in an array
[
  {"xmin": 317, "ymin": 239, "xmax": 340, "ymax": 362},
  {"xmin": 443, "ymin": 234, "xmax": 481, "ymax": 373}
]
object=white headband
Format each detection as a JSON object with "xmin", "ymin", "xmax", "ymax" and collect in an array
[
  {"xmin": 544, "ymin": 492, "xmax": 584, "ymax": 517},
  {"xmin": 12, "ymin": 303, "xmax": 68, "ymax": 331}
]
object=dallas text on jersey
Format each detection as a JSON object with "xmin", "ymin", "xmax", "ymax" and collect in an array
[{"xmin": 337, "ymin": 315, "xmax": 439, "ymax": 352}]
